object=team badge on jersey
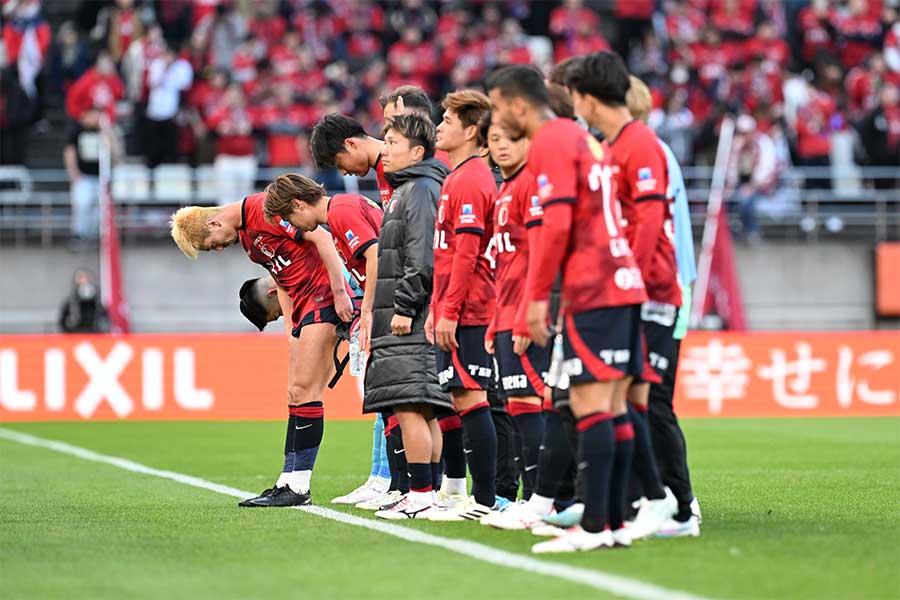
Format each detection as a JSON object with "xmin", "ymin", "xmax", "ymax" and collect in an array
[
  {"xmin": 253, "ymin": 235, "xmax": 275, "ymax": 259},
  {"xmin": 344, "ymin": 229, "xmax": 360, "ymax": 250},
  {"xmin": 528, "ymin": 195, "xmax": 543, "ymax": 217},
  {"xmin": 536, "ymin": 174, "xmax": 554, "ymax": 201},
  {"xmin": 636, "ymin": 167, "xmax": 657, "ymax": 192},
  {"xmin": 460, "ymin": 203, "xmax": 476, "ymax": 224}
]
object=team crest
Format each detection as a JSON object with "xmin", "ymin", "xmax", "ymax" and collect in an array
[{"xmin": 254, "ymin": 235, "xmax": 276, "ymax": 259}]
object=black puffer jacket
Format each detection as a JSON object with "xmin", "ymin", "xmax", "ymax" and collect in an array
[{"xmin": 363, "ymin": 158, "xmax": 453, "ymax": 413}]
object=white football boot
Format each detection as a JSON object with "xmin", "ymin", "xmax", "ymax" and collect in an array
[
  {"xmin": 331, "ymin": 476, "xmax": 390, "ymax": 505},
  {"xmin": 629, "ymin": 487, "xmax": 677, "ymax": 540},
  {"xmin": 375, "ymin": 494, "xmax": 434, "ymax": 520},
  {"xmin": 355, "ymin": 489, "xmax": 403, "ymax": 511},
  {"xmin": 426, "ymin": 496, "xmax": 496, "ymax": 522},
  {"xmin": 531, "ymin": 526, "xmax": 614, "ymax": 554}
]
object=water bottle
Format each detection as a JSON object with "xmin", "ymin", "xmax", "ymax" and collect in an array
[
  {"xmin": 348, "ymin": 330, "xmax": 364, "ymax": 376},
  {"xmin": 546, "ymin": 333, "xmax": 564, "ymax": 388}
]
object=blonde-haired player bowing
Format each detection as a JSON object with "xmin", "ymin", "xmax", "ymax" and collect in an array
[{"xmin": 170, "ymin": 190, "xmax": 353, "ymax": 508}]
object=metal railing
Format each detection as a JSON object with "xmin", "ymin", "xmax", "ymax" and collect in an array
[{"xmin": 0, "ymin": 164, "xmax": 896, "ymax": 245}]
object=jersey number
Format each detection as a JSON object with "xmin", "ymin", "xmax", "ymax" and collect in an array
[{"xmin": 587, "ymin": 163, "xmax": 622, "ymax": 239}]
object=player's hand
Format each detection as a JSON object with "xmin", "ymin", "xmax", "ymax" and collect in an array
[
  {"xmin": 513, "ymin": 335, "xmax": 531, "ymax": 356},
  {"xmin": 390, "ymin": 314, "xmax": 412, "ymax": 336},
  {"xmin": 358, "ymin": 309, "xmax": 373, "ymax": 352},
  {"xmin": 526, "ymin": 301, "xmax": 551, "ymax": 347},
  {"xmin": 396, "ymin": 95, "xmax": 406, "ymax": 113},
  {"xmin": 484, "ymin": 336, "xmax": 494, "ymax": 354},
  {"xmin": 435, "ymin": 317, "xmax": 459, "ymax": 352},
  {"xmin": 333, "ymin": 288, "xmax": 354, "ymax": 322},
  {"xmin": 424, "ymin": 311, "xmax": 435, "ymax": 345}
]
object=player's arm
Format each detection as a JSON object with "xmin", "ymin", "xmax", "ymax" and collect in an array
[
  {"xmin": 628, "ymin": 148, "xmax": 668, "ymax": 276},
  {"xmin": 393, "ymin": 180, "xmax": 436, "ymax": 335},
  {"xmin": 303, "ymin": 226, "xmax": 354, "ymax": 322},
  {"xmin": 512, "ymin": 219, "xmax": 543, "ymax": 354},
  {"xmin": 358, "ymin": 243, "xmax": 379, "ymax": 351},
  {"xmin": 441, "ymin": 190, "xmax": 488, "ymax": 323},
  {"xmin": 275, "ymin": 281, "xmax": 293, "ymax": 338}
]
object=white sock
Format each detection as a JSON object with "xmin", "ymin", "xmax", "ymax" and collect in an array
[
  {"xmin": 408, "ymin": 490, "xmax": 433, "ymax": 506},
  {"xmin": 275, "ymin": 472, "xmax": 290, "ymax": 488},
  {"xmin": 372, "ymin": 476, "xmax": 391, "ymax": 489},
  {"xmin": 442, "ymin": 477, "xmax": 467, "ymax": 496},
  {"xmin": 285, "ymin": 470, "xmax": 311, "ymax": 494},
  {"xmin": 527, "ymin": 494, "xmax": 554, "ymax": 515}
]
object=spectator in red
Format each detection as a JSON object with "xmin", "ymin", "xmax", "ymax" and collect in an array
[
  {"xmin": 254, "ymin": 81, "xmax": 307, "ymax": 167},
  {"xmin": 664, "ymin": 0, "xmax": 704, "ymax": 46},
  {"xmin": 690, "ymin": 27, "xmax": 729, "ymax": 93},
  {"xmin": 555, "ymin": 18, "xmax": 611, "ymax": 62},
  {"xmin": 494, "ymin": 18, "xmax": 532, "ymax": 66},
  {"xmin": 549, "ymin": 0, "xmax": 599, "ymax": 42},
  {"xmin": 745, "ymin": 21, "xmax": 790, "ymax": 69},
  {"xmin": 615, "ymin": 0, "xmax": 654, "ymax": 59},
  {"xmin": 856, "ymin": 83, "xmax": 900, "ymax": 188},
  {"xmin": 247, "ymin": 3, "xmax": 286, "ymax": 50},
  {"xmin": 1, "ymin": 0, "xmax": 51, "ymax": 99},
  {"xmin": 845, "ymin": 52, "xmax": 900, "ymax": 121},
  {"xmin": 387, "ymin": 27, "xmax": 435, "ymax": 82},
  {"xmin": 230, "ymin": 35, "xmax": 263, "ymax": 85},
  {"xmin": 65, "ymin": 50, "xmax": 124, "ymax": 123},
  {"xmin": 795, "ymin": 84, "xmax": 839, "ymax": 188},
  {"xmin": 207, "ymin": 83, "xmax": 257, "ymax": 204},
  {"xmin": 798, "ymin": 0, "xmax": 837, "ymax": 66},
  {"xmin": 270, "ymin": 30, "xmax": 303, "ymax": 78},
  {"xmin": 835, "ymin": 0, "xmax": 883, "ymax": 69},
  {"xmin": 344, "ymin": 14, "xmax": 383, "ymax": 70},
  {"xmin": 726, "ymin": 114, "xmax": 778, "ymax": 240},
  {"xmin": 121, "ymin": 23, "xmax": 166, "ymax": 103},
  {"xmin": 90, "ymin": 0, "xmax": 143, "ymax": 65},
  {"xmin": 192, "ymin": 0, "xmax": 222, "ymax": 27}
]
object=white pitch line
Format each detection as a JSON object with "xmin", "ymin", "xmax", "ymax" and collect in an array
[{"xmin": 0, "ymin": 427, "xmax": 713, "ymax": 600}]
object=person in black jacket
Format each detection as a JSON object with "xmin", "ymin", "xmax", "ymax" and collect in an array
[
  {"xmin": 59, "ymin": 269, "xmax": 109, "ymax": 333},
  {"xmin": 366, "ymin": 113, "xmax": 453, "ymax": 520}
]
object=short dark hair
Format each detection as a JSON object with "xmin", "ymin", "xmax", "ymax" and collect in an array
[
  {"xmin": 476, "ymin": 110, "xmax": 492, "ymax": 149},
  {"xmin": 485, "ymin": 64, "xmax": 549, "ymax": 107},
  {"xmin": 379, "ymin": 85, "xmax": 434, "ymax": 118},
  {"xmin": 547, "ymin": 83, "xmax": 575, "ymax": 120},
  {"xmin": 383, "ymin": 113, "xmax": 436, "ymax": 159},
  {"xmin": 564, "ymin": 51, "xmax": 631, "ymax": 107},
  {"xmin": 309, "ymin": 114, "xmax": 368, "ymax": 169},
  {"xmin": 239, "ymin": 278, "xmax": 270, "ymax": 331}
]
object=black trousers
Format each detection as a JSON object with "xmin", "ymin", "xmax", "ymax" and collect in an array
[
  {"xmin": 144, "ymin": 117, "xmax": 178, "ymax": 168},
  {"xmin": 647, "ymin": 339, "xmax": 694, "ymax": 514}
]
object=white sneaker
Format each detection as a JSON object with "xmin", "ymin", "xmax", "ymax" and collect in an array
[
  {"xmin": 433, "ymin": 489, "xmax": 467, "ymax": 511},
  {"xmin": 375, "ymin": 494, "xmax": 433, "ymax": 520},
  {"xmin": 355, "ymin": 489, "xmax": 403, "ymax": 511},
  {"xmin": 541, "ymin": 502, "xmax": 584, "ymax": 527},
  {"xmin": 653, "ymin": 515, "xmax": 700, "ymax": 538},
  {"xmin": 484, "ymin": 502, "xmax": 548, "ymax": 530},
  {"xmin": 690, "ymin": 497, "xmax": 702, "ymax": 523},
  {"xmin": 612, "ymin": 527, "xmax": 632, "ymax": 547},
  {"xmin": 426, "ymin": 496, "xmax": 495, "ymax": 522},
  {"xmin": 629, "ymin": 487, "xmax": 677, "ymax": 540},
  {"xmin": 531, "ymin": 526, "xmax": 613, "ymax": 554},
  {"xmin": 531, "ymin": 523, "xmax": 567, "ymax": 537},
  {"xmin": 331, "ymin": 476, "xmax": 390, "ymax": 505}
]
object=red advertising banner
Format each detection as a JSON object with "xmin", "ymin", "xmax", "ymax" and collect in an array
[{"xmin": 1, "ymin": 332, "xmax": 897, "ymax": 422}]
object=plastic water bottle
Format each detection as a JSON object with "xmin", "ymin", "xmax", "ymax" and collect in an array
[
  {"xmin": 546, "ymin": 333, "xmax": 564, "ymax": 387},
  {"xmin": 349, "ymin": 331, "xmax": 364, "ymax": 376}
]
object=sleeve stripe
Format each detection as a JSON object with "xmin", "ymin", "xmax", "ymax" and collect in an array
[
  {"xmin": 455, "ymin": 227, "xmax": 485, "ymax": 236},
  {"xmin": 525, "ymin": 220, "xmax": 543, "ymax": 229},
  {"xmin": 542, "ymin": 196, "xmax": 577, "ymax": 208},
  {"xmin": 351, "ymin": 238, "xmax": 377, "ymax": 260},
  {"xmin": 635, "ymin": 193, "xmax": 667, "ymax": 203},
  {"xmin": 293, "ymin": 228, "xmax": 304, "ymax": 242}
]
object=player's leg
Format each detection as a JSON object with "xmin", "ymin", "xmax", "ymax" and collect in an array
[
  {"xmin": 376, "ymin": 405, "xmax": 436, "ymax": 520},
  {"xmin": 435, "ymin": 409, "xmax": 467, "ymax": 508},
  {"xmin": 607, "ymin": 377, "xmax": 635, "ymax": 546}
]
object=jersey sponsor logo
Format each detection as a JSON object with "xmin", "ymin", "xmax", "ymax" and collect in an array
[
  {"xmin": 278, "ymin": 219, "xmax": 297, "ymax": 235},
  {"xmin": 599, "ymin": 349, "xmax": 631, "ymax": 365},
  {"xmin": 636, "ymin": 166, "xmax": 658, "ymax": 193},
  {"xmin": 501, "ymin": 374, "xmax": 529, "ymax": 391},
  {"xmin": 438, "ymin": 364, "xmax": 455, "ymax": 386},
  {"xmin": 528, "ymin": 195, "xmax": 543, "ymax": 217},
  {"xmin": 467, "ymin": 364, "xmax": 492, "ymax": 378},
  {"xmin": 562, "ymin": 357, "xmax": 584, "ymax": 377},
  {"xmin": 536, "ymin": 174, "xmax": 554, "ymax": 201},
  {"xmin": 344, "ymin": 229, "xmax": 355, "ymax": 240},
  {"xmin": 459, "ymin": 203, "xmax": 476, "ymax": 225},
  {"xmin": 344, "ymin": 229, "xmax": 361, "ymax": 250}
]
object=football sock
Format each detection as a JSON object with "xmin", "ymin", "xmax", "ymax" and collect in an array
[
  {"xmin": 276, "ymin": 416, "xmax": 297, "ymax": 489},
  {"xmin": 440, "ymin": 414, "xmax": 467, "ymax": 479},
  {"xmin": 408, "ymin": 462, "xmax": 433, "ymax": 507},
  {"xmin": 388, "ymin": 420, "xmax": 409, "ymax": 494},
  {"xmin": 370, "ymin": 413, "xmax": 385, "ymax": 478},
  {"xmin": 577, "ymin": 411, "xmax": 615, "ymax": 534},
  {"xmin": 628, "ymin": 404, "xmax": 666, "ymax": 500},
  {"xmin": 431, "ymin": 461, "xmax": 443, "ymax": 490},
  {"xmin": 609, "ymin": 413, "xmax": 635, "ymax": 530},
  {"xmin": 535, "ymin": 409, "xmax": 574, "ymax": 499},
  {"xmin": 526, "ymin": 493, "xmax": 555, "ymax": 515},
  {"xmin": 287, "ymin": 402, "xmax": 324, "ymax": 494},
  {"xmin": 508, "ymin": 401, "xmax": 544, "ymax": 500},
  {"xmin": 459, "ymin": 402, "xmax": 497, "ymax": 507}
]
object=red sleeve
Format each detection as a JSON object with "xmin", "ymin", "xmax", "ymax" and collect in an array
[
  {"xmin": 513, "ymin": 223, "xmax": 544, "ymax": 337},
  {"xmin": 442, "ymin": 232, "xmax": 481, "ymax": 321},
  {"xmin": 329, "ymin": 200, "xmax": 378, "ymax": 259},
  {"xmin": 65, "ymin": 72, "xmax": 91, "ymax": 120},
  {"xmin": 623, "ymin": 140, "xmax": 667, "ymax": 273}
]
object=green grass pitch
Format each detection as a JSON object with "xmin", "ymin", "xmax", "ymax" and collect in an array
[{"xmin": 1, "ymin": 418, "xmax": 898, "ymax": 600}]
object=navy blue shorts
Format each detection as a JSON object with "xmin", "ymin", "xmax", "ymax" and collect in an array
[
  {"xmin": 640, "ymin": 302, "xmax": 678, "ymax": 383},
  {"xmin": 562, "ymin": 305, "xmax": 645, "ymax": 384},
  {"xmin": 494, "ymin": 330, "xmax": 550, "ymax": 398},
  {"xmin": 291, "ymin": 305, "xmax": 342, "ymax": 337},
  {"xmin": 435, "ymin": 325, "xmax": 493, "ymax": 392}
]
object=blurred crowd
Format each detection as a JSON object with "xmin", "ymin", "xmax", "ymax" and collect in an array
[{"xmin": 1, "ymin": 0, "xmax": 898, "ymax": 188}]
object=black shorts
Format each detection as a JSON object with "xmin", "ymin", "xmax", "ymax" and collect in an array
[
  {"xmin": 291, "ymin": 306, "xmax": 342, "ymax": 337},
  {"xmin": 494, "ymin": 330, "xmax": 550, "ymax": 398},
  {"xmin": 435, "ymin": 325, "xmax": 493, "ymax": 392},
  {"xmin": 640, "ymin": 301, "xmax": 678, "ymax": 383},
  {"xmin": 562, "ymin": 305, "xmax": 645, "ymax": 384}
]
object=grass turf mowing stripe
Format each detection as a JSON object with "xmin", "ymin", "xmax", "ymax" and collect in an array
[{"xmin": 0, "ymin": 427, "xmax": 714, "ymax": 600}]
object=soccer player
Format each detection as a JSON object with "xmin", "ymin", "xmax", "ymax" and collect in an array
[
  {"xmin": 488, "ymin": 65, "xmax": 645, "ymax": 553},
  {"xmin": 238, "ymin": 275, "xmax": 281, "ymax": 331},
  {"xmin": 380, "ymin": 85, "xmax": 453, "ymax": 167},
  {"xmin": 365, "ymin": 112, "xmax": 452, "ymax": 519},
  {"xmin": 424, "ymin": 89, "xmax": 499, "ymax": 522},
  {"xmin": 626, "ymin": 76, "xmax": 701, "ymax": 537},
  {"xmin": 309, "ymin": 114, "xmax": 394, "ymax": 207},
  {"xmin": 564, "ymin": 52, "xmax": 680, "ymax": 539},
  {"xmin": 170, "ymin": 190, "xmax": 353, "ymax": 507}
]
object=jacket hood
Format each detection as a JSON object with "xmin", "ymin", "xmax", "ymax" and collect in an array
[{"xmin": 384, "ymin": 157, "xmax": 450, "ymax": 188}]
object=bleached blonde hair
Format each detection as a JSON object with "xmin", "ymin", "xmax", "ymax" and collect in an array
[
  {"xmin": 626, "ymin": 75, "xmax": 653, "ymax": 124},
  {"xmin": 170, "ymin": 206, "xmax": 222, "ymax": 259}
]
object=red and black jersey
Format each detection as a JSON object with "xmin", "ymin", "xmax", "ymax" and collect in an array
[
  {"xmin": 239, "ymin": 193, "xmax": 333, "ymax": 327},
  {"xmin": 373, "ymin": 152, "xmax": 393, "ymax": 207},
  {"xmin": 608, "ymin": 120, "xmax": 681, "ymax": 308},
  {"xmin": 525, "ymin": 118, "xmax": 648, "ymax": 316},
  {"xmin": 433, "ymin": 156, "xmax": 496, "ymax": 326},
  {"xmin": 491, "ymin": 164, "xmax": 542, "ymax": 337},
  {"xmin": 327, "ymin": 193, "xmax": 383, "ymax": 289}
]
